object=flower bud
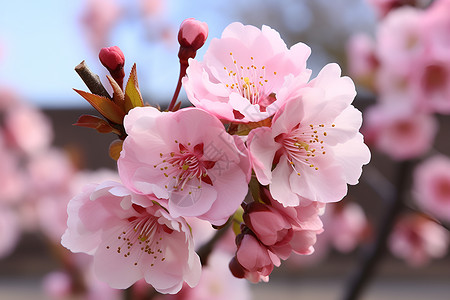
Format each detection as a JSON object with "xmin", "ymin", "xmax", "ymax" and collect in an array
[
  {"xmin": 178, "ymin": 18, "xmax": 208, "ymax": 63},
  {"xmin": 178, "ymin": 18, "xmax": 208, "ymax": 50},
  {"xmin": 243, "ymin": 202, "xmax": 292, "ymax": 247},
  {"xmin": 99, "ymin": 46, "xmax": 125, "ymax": 88}
]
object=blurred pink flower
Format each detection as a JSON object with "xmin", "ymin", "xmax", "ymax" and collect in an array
[
  {"xmin": 0, "ymin": 141, "xmax": 26, "ymax": 203},
  {"xmin": 81, "ymin": 0, "xmax": 122, "ymax": 51},
  {"xmin": 0, "ymin": 86, "xmax": 22, "ymax": 110},
  {"xmin": 414, "ymin": 155, "xmax": 450, "ymax": 222},
  {"xmin": 248, "ymin": 64, "xmax": 370, "ymax": 205},
  {"xmin": 376, "ymin": 6, "xmax": 423, "ymax": 71},
  {"xmin": 118, "ymin": 107, "xmax": 250, "ymax": 225},
  {"xmin": 346, "ymin": 33, "xmax": 378, "ymax": 87},
  {"xmin": 371, "ymin": 4, "xmax": 450, "ymax": 114},
  {"xmin": 367, "ymin": 0, "xmax": 421, "ymax": 18},
  {"xmin": 389, "ymin": 214, "xmax": 449, "ymax": 267},
  {"xmin": 180, "ymin": 251, "xmax": 251, "ymax": 300},
  {"xmin": 27, "ymin": 148, "xmax": 75, "ymax": 196},
  {"xmin": 0, "ymin": 205, "xmax": 20, "ymax": 258},
  {"xmin": 3, "ymin": 104, "xmax": 53, "ymax": 156},
  {"xmin": 62, "ymin": 181, "xmax": 201, "ymax": 293},
  {"xmin": 183, "ymin": 22, "xmax": 312, "ymax": 122},
  {"xmin": 325, "ymin": 202, "xmax": 368, "ymax": 253},
  {"xmin": 42, "ymin": 271, "xmax": 72, "ymax": 300},
  {"xmin": 363, "ymin": 102, "xmax": 437, "ymax": 160}
]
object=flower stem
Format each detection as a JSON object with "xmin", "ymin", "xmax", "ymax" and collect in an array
[
  {"xmin": 167, "ymin": 62, "xmax": 188, "ymax": 111},
  {"xmin": 341, "ymin": 161, "xmax": 412, "ymax": 300}
]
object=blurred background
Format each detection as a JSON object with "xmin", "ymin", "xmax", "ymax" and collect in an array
[{"xmin": 0, "ymin": 0, "xmax": 449, "ymax": 299}]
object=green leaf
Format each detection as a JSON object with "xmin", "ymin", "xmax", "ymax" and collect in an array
[
  {"xmin": 124, "ymin": 63, "xmax": 144, "ymax": 113},
  {"xmin": 74, "ymin": 89, "xmax": 126, "ymax": 124}
]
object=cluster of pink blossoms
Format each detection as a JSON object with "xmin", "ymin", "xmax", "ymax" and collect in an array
[
  {"xmin": 348, "ymin": 0, "xmax": 450, "ymax": 267},
  {"xmin": 62, "ymin": 19, "xmax": 370, "ymax": 293}
]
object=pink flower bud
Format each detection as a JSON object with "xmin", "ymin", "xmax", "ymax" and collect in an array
[
  {"xmin": 99, "ymin": 46, "xmax": 125, "ymax": 88},
  {"xmin": 243, "ymin": 202, "xmax": 292, "ymax": 247},
  {"xmin": 178, "ymin": 18, "xmax": 208, "ymax": 50},
  {"xmin": 235, "ymin": 233, "xmax": 274, "ymax": 276},
  {"xmin": 99, "ymin": 46, "xmax": 125, "ymax": 71}
]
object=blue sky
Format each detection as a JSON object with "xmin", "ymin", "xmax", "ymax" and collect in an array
[{"xmin": 0, "ymin": 0, "xmax": 239, "ymax": 107}]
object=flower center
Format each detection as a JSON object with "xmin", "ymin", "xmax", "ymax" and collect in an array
[
  {"xmin": 223, "ymin": 53, "xmax": 277, "ymax": 111},
  {"xmin": 106, "ymin": 205, "xmax": 173, "ymax": 267},
  {"xmin": 276, "ymin": 123, "xmax": 333, "ymax": 176},
  {"xmin": 154, "ymin": 141, "xmax": 215, "ymax": 192}
]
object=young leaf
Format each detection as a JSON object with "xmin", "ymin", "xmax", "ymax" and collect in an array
[
  {"xmin": 74, "ymin": 89, "xmax": 126, "ymax": 124},
  {"xmin": 73, "ymin": 115, "xmax": 121, "ymax": 135},
  {"xmin": 124, "ymin": 63, "xmax": 144, "ymax": 113},
  {"xmin": 106, "ymin": 75, "xmax": 125, "ymax": 111}
]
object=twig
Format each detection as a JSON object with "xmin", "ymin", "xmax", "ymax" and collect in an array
[
  {"xmin": 75, "ymin": 60, "xmax": 111, "ymax": 99},
  {"xmin": 341, "ymin": 161, "xmax": 412, "ymax": 300}
]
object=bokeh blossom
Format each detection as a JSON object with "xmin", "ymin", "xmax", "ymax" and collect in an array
[
  {"xmin": 414, "ymin": 155, "xmax": 450, "ymax": 222},
  {"xmin": 389, "ymin": 214, "xmax": 449, "ymax": 267},
  {"xmin": 363, "ymin": 102, "xmax": 437, "ymax": 160}
]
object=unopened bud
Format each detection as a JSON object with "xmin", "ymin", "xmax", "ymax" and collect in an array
[
  {"xmin": 178, "ymin": 18, "xmax": 208, "ymax": 63},
  {"xmin": 178, "ymin": 18, "xmax": 208, "ymax": 50},
  {"xmin": 99, "ymin": 46, "xmax": 125, "ymax": 88}
]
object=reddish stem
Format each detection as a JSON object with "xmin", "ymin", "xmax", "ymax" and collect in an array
[{"xmin": 167, "ymin": 62, "xmax": 188, "ymax": 111}]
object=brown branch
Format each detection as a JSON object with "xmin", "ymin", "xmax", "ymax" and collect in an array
[
  {"xmin": 341, "ymin": 161, "xmax": 412, "ymax": 300},
  {"xmin": 75, "ymin": 60, "xmax": 111, "ymax": 99}
]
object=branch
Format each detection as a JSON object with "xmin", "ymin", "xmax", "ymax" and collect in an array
[
  {"xmin": 75, "ymin": 60, "xmax": 111, "ymax": 99},
  {"xmin": 341, "ymin": 161, "xmax": 412, "ymax": 300}
]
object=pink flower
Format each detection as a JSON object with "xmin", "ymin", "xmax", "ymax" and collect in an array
[
  {"xmin": 376, "ymin": 6, "xmax": 424, "ymax": 71},
  {"xmin": 81, "ymin": 0, "xmax": 121, "ymax": 51},
  {"xmin": 389, "ymin": 214, "xmax": 449, "ymax": 267},
  {"xmin": 363, "ymin": 102, "xmax": 437, "ymax": 160},
  {"xmin": 61, "ymin": 181, "xmax": 201, "ymax": 293},
  {"xmin": 230, "ymin": 190, "xmax": 325, "ymax": 282},
  {"xmin": 248, "ymin": 64, "xmax": 370, "ymax": 205},
  {"xmin": 0, "ymin": 142, "xmax": 25, "ymax": 203},
  {"xmin": 3, "ymin": 104, "xmax": 53, "ymax": 156},
  {"xmin": 231, "ymin": 233, "xmax": 277, "ymax": 283},
  {"xmin": 413, "ymin": 155, "xmax": 450, "ymax": 222},
  {"xmin": 118, "ymin": 107, "xmax": 250, "ymax": 225},
  {"xmin": 367, "ymin": 0, "xmax": 418, "ymax": 18},
  {"xmin": 42, "ymin": 272, "xmax": 72, "ymax": 299},
  {"xmin": 325, "ymin": 202, "xmax": 368, "ymax": 253},
  {"xmin": 183, "ymin": 22, "xmax": 312, "ymax": 123},
  {"xmin": 180, "ymin": 250, "xmax": 251, "ymax": 300},
  {"xmin": 372, "ymin": 5, "xmax": 450, "ymax": 114},
  {"xmin": 99, "ymin": 46, "xmax": 125, "ymax": 72},
  {"xmin": 99, "ymin": 46, "xmax": 125, "ymax": 87},
  {"xmin": 346, "ymin": 33, "xmax": 378, "ymax": 87}
]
